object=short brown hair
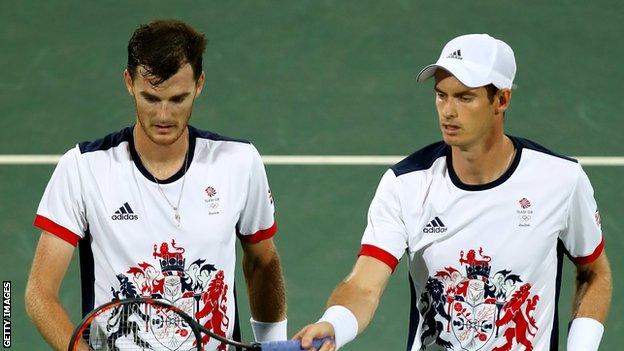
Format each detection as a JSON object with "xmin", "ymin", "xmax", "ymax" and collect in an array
[
  {"xmin": 485, "ymin": 84, "xmax": 499, "ymax": 103},
  {"xmin": 127, "ymin": 19, "xmax": 207, "ymax": 85}
]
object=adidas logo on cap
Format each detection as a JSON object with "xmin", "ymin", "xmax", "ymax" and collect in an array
[
  {"xmin": 423, "ymin": 216, "xmax": 447, "ymax": 234},
  {"xmin": 446, "ymin": 49, "xmax": 462, "ymax": 60},
  {"xmin": 111, "ymin": 202, "xmax": 138, "ymax": 220}
]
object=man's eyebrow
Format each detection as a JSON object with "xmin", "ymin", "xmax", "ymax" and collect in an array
[
  {"xmin": 138, "ymin": 91, "xmax": 191, "ymax": 100},
  {"xmin": 434, "ymin": 87, "xmax": 478, "ymax": 96},
  {"xmin": 139, "ymin": 91, "xmax": 160, "ymax": 100},
  {"xmin": 169, "ymin": 92, "xmax": 191, "ymax": 100},
  {"xmin": 453, "ymin": 90, "xmax": 477, "ymax": 96}
]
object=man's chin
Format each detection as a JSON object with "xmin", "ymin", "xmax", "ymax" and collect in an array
[
  {"xmin": 442, "ymin": 135, "xmax": 462, "ymax": 146},
  {"xmin": 147, "ymin": 131, "xmax": 182, "ymax": 146}
]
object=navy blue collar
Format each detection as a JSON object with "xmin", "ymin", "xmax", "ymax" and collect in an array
[
  {"xmin": 446, "ymin": 136, "xmax": 521, "ymax": 191},
  {"xmin": 128, "ymin": 125, "xmax": 197, "ymax": 184}
]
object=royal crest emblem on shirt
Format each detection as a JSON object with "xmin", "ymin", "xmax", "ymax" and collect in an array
[
  {"xmin": 108, "ymin": 239, "xmax": 229, "ymax": 351},
  {"xmin": 419, "ymin": 247, "xmax": 540, "ymax": 350}
]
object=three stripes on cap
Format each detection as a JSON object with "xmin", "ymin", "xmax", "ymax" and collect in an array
[{"xmin": 447, "ymin": 50, "xmax": 462, "ymax": 60}]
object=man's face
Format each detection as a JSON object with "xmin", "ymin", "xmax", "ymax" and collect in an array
[
  {"xmin": 124, "ymin": 63, "xmax": 205, "ymax": 146},
  {"xmin": 433, "ymin": 70, "xmax": 499, "ymax": 149}
]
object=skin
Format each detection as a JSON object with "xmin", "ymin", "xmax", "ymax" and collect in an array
[
  {"xmin": 293, "ymin": 69, "xmax": 612, "ymax": 350},
  {"xmin": 433, "ymin": 69, "xmax": 516, "ymax": 185},
  {"xmin": 292, "ymin": 256, "xmax": 391, "ymax": 351},
  {"xmin": 123, "ymin": 63, "xmax": 204, "ymax": 179},
  {"xmin": 25, "ymin": 232, "xmax": 78, "ymax": 350},
  {"xmin": 242, "ymin": 239, "xmax": 287, "ymax": 322},
  {"xmin": 26, "ymin": 63, "xmax": 287, "ymax": 350},
  {"xmin": 572, "ymin": 253, "xmax": 612, "ymax": 323}
]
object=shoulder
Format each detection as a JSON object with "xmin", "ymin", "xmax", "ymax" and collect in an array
[
  {"xmin": 190, "ymin": 125, "xmax": 250, "ymax": 145},
  {"xmin": 513, "ymin": 136, "xmax": 584, "ymax": 190},
  {"xmin": 190, "ymin": 126, "xmax": 262, "ymax": 168},
  {"xmin": 513, "ymin": 136, "xmax": 577, "ymax": 164},
  {"xmin": 391, "ymin": 141, "xmax": 448, "ymax": 177},
  {"xmin": 190, "ymin": 125, "xmax": 257, "ymax": 158},
  {"xmin": 77, "ymin": 127, "xmax": 132, "ymax": 154}
]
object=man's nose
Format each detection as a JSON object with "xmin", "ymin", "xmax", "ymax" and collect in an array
[
  {"xmin": 440, "ymin": 99, "xmax": 457, "ymax": 119},
  {"xmin": 157, "ymin": 102, "xmax": 169, "ymax": 118}
]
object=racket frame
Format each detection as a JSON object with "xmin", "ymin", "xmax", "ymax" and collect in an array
[{"xmin": 68, "ymin": 297, "xmax": 261, "ymax": 351}]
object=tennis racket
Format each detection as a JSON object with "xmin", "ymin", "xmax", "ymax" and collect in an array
[{"xmin": 68, "ymin": 297, "xmax": 329, "ymax": 351}]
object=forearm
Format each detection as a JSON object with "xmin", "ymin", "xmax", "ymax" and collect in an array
[
  {"xmin": 572, "ymin": 258, "xmax": 612, "ymax": 322},
  {"xmin": 25, "ymin": 288, "xmax": 76, "ymax": 350},
  {"xmin": 243, "ymin": 250, "xmax": 286, "ymax": 321},
  {"xmin": 327, "ymin": 279, "xmax": 381, "ymax": 333},
  {"xmin": 294, "ymin": 257, "xmax": 391, "ymax": 350}
]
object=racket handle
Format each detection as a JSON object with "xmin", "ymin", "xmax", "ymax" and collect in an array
[{"xmin": 260, "ymin": 338, "xmax": 333, "ymax": 350}]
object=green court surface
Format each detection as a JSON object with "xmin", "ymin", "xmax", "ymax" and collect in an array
[{"xmin": 1, "ymin": 1, "xmax": 622, "ymax": 350}]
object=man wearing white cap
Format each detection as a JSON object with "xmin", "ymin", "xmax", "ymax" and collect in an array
[{"xmin": 294, "ymin": 34, "xmax": 612, "ymax": 351}]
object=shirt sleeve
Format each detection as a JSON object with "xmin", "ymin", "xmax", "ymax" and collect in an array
[
  {"xmin": 359, "ymin": 169, "xmax": 408, "ymax": 272},
  {"xmin": 559, "ymin": 165, "xmax": 604, "ymax": 264},
  {"xmin": 236, "ymin": 144, "xmax": 277, "ymax": 244},
  {"xmin": 33, "ymin": 147, "xmax": 87, "ymax": 246}
]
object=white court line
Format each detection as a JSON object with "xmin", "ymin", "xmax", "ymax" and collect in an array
[{"xmin": 1, "ymin": 154, "xmax": 624, "ymax": 166}]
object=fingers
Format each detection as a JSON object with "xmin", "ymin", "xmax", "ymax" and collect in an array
[
  {"xmin": 318, "ymin": 338, "xmax": 336, "ymax": 351},
  {"xmin": 298, "ymin": 325, "xmax": 317, "ymax": 348},
  {"xmin": 292, "ymin": 322, "xmax": 336, "ymax": 350},
  {"xmin": 291, "ymin": 324, "xmax": 309, "ymax": 341}
]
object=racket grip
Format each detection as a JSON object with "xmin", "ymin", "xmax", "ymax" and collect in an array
[{"xmin": 260, "ymin": 337, "xmax": 333, "ymax": 350}]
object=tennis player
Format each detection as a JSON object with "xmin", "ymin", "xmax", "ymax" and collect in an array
[
  {"xmin": 294, "ymin": 34, "xmax": 612, "ymax": 351},
  {"xmin": 25, "ymin": 19, "xmax": 287, "ymax": 350}
]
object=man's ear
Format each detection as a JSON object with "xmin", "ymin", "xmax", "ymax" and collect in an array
[
  {"xmin": 194, "ymin": 71, "xmax": 206, "ymax": 97},
  {"xmin": 123, "ymin": 69, "xmax": 135, "ymax": 96},
  {"xmin": 495, "ymin": 89, "xmax": 512, "ymax": 115}
]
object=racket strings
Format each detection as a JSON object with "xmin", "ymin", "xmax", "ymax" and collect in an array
[
  {"xmin": 71, "ymin": 298, "xmax": 263, "ymax": 351},
  {"xmin": 79, "ymin": 301, "xmax": 199, "ymax": 350}
]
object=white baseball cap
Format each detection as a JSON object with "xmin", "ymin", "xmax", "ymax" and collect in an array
[{"xmin": 416, "ymin": 34, "xmax": 516, "ymax": 89}]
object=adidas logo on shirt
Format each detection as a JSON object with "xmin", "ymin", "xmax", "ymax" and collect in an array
[
  {"xmin": 111, "ymin": 202, "xmax": 138, "ymax": 220},
  {"xmin": 423, "ymin": 217, "xmax": 447, "ymax": 234},
  {"xmin": 446, "ymin": 49, "xmax": 462, "ymax": 60}
]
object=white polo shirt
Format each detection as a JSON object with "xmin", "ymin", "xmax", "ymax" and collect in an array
[
  {"xmin": 34, "ymin": 125, "xmax": 276, "ymax": 350},
  {"xmin": 360, "ymin": 136, "xmax": 603, "ymax": 351}
]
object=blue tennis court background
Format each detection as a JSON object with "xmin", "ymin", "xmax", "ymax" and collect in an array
[{"xmin": 1, "ymin": 1, "xmax": 622, "ymax": 349}]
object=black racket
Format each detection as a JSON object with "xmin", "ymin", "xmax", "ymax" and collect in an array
[{"xmin": 68, "ymin": 297, "xmax": 328, "ymax": 351}]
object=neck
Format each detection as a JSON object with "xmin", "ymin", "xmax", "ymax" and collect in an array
[
  {"xmin": 451, "ymin": 132, "xmax": 516, "ymax": 185},
  {"xmin": 133, "ymin": 125, "xmax": 189, "ymax": 180}
]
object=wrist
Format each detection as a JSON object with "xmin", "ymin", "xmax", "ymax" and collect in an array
[
  {"xmin": 250, "ymin": 318, "xmax": 287, "ymax": 342},
  {"xmin": 567, "ymin": 317, "xmax": 604, "ymax": 351},
  {"xmin": 318, "ymin": 305, "xmax": 358, "ymax": 350}
]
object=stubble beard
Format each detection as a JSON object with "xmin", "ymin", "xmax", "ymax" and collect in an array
[{"xmin": 135, "ymin": 103, "xmax": 194, "ymax": 147}]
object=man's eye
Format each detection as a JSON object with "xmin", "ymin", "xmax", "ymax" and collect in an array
[
  {"xmin": 459, "ymin": 96, "xmax": 472, "ymax": 102},
  {"xmin": 171, "ymin": 98, "xmax": 184, "ymax": 104},
  {"xmin": 145, "ymin": 97, "xmax": 158, "ymax": 103}
]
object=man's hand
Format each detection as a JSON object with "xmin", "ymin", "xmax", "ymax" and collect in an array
[{"xmin": 293, "ymin": 322, "xmax": 336, "ymax": 351}]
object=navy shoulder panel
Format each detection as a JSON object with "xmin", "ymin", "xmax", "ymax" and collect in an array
[
  {"xmin": 78, "ymin": 127, "xmax": 131, "ymax": 154},
  {"xmin": 513, "ymin": 136, "xmax": 577, "ymax": 163},
  {"xmin": 190, "ymin": 126, "xmax": 250, "ymax": 144},
  {"xmin": 392, "ymin": 141, "xmax": 448, "ymax": 176}
]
